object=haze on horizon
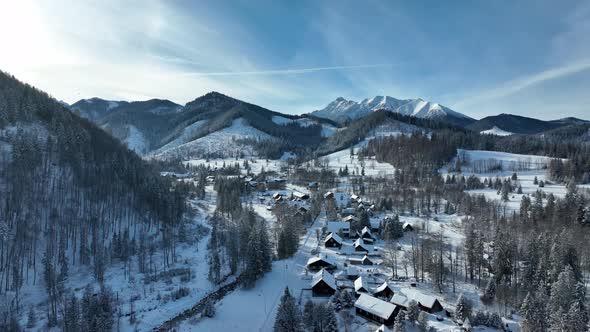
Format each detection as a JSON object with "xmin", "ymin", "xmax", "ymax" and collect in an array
[{"xmin": 1, "ymin": 0, "xmax": 589, "ymax": 120}]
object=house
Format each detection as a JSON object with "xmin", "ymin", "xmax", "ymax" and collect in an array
[
  {"xmin": 390, "ymin": 290, "xmax": 443, "ymax": 313},
  {"xmin": 403, "ymin": 222, "xmax": 414, "ymax": 232},
  {"xmin": 326, "ymin": 221, "xmax": 350, "ymax": 237},
  {"xmin": 351, "ymin": 194, "xmax": 361, "ymax": 203},
  {"xmin": 324, "ymin": 233, "xmax": 343, "ymax": 248},
  {"xmin": 306, "ymin": 255, "xmax": 337, "ymax": 271},
  {"xmin": 273, "ymin": 192, "xmax": 282, "ymax": 200},
  {"xmin": 311, "ymin": 269, "xmax": 337, "ymax": 296},
  {"xmin": 360, "ymin": 226, "xmax": 375, "ymax": 241},
  {"xmin": 308, "ymin": 182, "xmax": 319, "ymax": 190},
  {"xmin": 355, "ymin": 294, "xmax": 399, "ymax": 326},
  {"xmin": 293, "ymin": 191, "xmax": 310, "ymax": 200},
  {"xmin": 342, "ymin": 215, "xmax": 358, "ymax": 223},
  {"xmin": 354, "ymin": 276, "xmax": 371, "ymax": 295},
  {"xmin": 347, "ymin": 266, "xmax": 360, "ymax": 280},
  {"xmin": 375, "ymin": 324, "xmax": 392, "ymax": 332},
  {"xmin": 324, "ymin": 191, "xmax": 334, "ymax": 199},
  {"xmin": 373, "ymin": 282, "xmax": 395, "ymax": 300},
  {"xmin": 298, "ymin": 206, "xmax": 308, "ymax": 214},
  {"xmin": 348, "ymin": 255, "xmax": 374, "ymax": 266},
  {"xmin": 354, "ymin": 238, "xmax": 373, "ymax": 253}
]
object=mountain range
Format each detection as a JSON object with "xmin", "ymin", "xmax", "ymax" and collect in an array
[
  {"xmin": 67, "ymin": 92, "xmax": 588, "ymax": 160},
  {"xmin": 310, "ymin": 95, "xmax": 475, "ymax": 127}
]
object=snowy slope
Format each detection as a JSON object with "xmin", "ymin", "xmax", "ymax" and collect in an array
[
  {"xmin": 155, "ymin": 120, "xmax": 208, "ymax": 153},
  {"xmin": 480, "ymin": 126, "xmax": 513, "ymax": 136},
  {"xmin": 153, "ymin": 118, "xmax": 272, "ymax": 159},
  {"xmin": 312, "ymin": 96, "xmax": 473, "ymax": 125},
  {"xmin": 123, "ymin": 125, "xmax": 149, "ymax": 154}
]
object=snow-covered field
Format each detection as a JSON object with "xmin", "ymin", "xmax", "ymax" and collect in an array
[
  {"xmin": 480, "ymin": 126, "xmax": 513, "ymax": 136},
  {"xmin": 123, "ymin": 125, "xmax": 149, "ymax": 154}
]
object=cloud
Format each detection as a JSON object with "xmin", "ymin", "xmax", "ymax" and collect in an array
[
  {"xmin": 455, "ymin": 59, "xmax": 590, "ymax": 109},
  {"xmin": 180, "ymin": 64, "xmax": 392, "ymax": 77}
]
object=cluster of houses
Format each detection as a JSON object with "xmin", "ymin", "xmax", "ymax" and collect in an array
[
  {"xmin": 302, "ymin": 192, "xmax": 433, "ymax": 328},
  {"xmin": 306, "ymin": 263, "xmax": 443, "ymax": 327}
]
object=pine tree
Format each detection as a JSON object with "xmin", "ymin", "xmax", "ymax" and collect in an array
[
  {"xmin": 417, "ymin": 311, "xmax": 429, "ymax": 332},
  {"xmin": 26, "ymin": 306, "xmax": 36, "ymax": 329},
  {"xmin": 455, "ymin": 294, "xmax": 471, "ymax": 322},
  {"xmin": 273, "ymin": 287, "xmax": 303, "ymax": 332},
  {"xmin": 323, "ymin": 304, "xmax": 339, "ymax": 332},
  {"xmin": 481, "ymin": 278, "xmax": 496, "ymax": 303}
]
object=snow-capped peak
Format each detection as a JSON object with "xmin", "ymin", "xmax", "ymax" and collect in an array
[{"xmin": 312, "ymin": 96, "xmax": 472, "ymax": 124}]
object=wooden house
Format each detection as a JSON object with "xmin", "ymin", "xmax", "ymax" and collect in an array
[
  {"xmin": 355, "ymin": 294, "xmax": 399, "ymax": 326},
  {"xmin": 311, "ymin": 269, "xmax": 337, "ymax": 296},
  {"xmin": 324, "ymin": 233, "xmax": 343, "ymax": 248},
  {"xmin": 373, "ymin": 282, "xmax": 395, "ymax": 300},
  {"xmin": 306, "ymin": 255, "xmax": 337, "ymax": 271}
]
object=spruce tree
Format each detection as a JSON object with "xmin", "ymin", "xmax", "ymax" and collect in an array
[{"xmin": 273, "ymin": 287, "xmax": 303, "ymax": 332}]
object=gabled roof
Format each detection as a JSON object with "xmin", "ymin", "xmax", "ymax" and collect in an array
[
  {"xmin": 390, "ymin": 289, "xmax": 441, "ymax": 310},
  {"xmin": 354, "ymin": 276, "xmax": 370, "ymax": 293},
  {"xmin": 347, "ymin": 265, "xmax": 359, "ymax": 276},
  {"xmin": 342, "ymin": 215, "xmax": 358, "ymax": 222},
  {"xmin": 311, "ymin": 269, "xmax": 337, "ymax": 291},
  {"xmin": 374, "ymin": 281, "xmax": 395, "ymax": 295},
  {"xmin": 325, "ymin": 232, "xmax": 343, "ymax": 244},
  {"xmin": 403, "ymin": 222, "xmax": 413, "ymax": 229},
  {"xmin": 355, "ymin": 294, "xmax": 397, "ymax": 320},
  {"xmin": 306, "ymin": 255, "xmax": 337, "ymax": 267},
  {"xmin": 361, "ymin": 226, "xmax": 373, "ymax": 237},
  {"xmin": 354, "ymin": 238, "xmax": 373, "ymax": 251},
  {"xmin": 375, "ymin": 324, "xmax": 392, "ymax": 332},
  {"xmin": 324, "ymin": 191, "xmax": 334, "ymax": 198}
]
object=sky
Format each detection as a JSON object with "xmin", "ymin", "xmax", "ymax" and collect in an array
[{"xmin": 0, "ymin": 0, "xmax": 589, "ymax": 120}]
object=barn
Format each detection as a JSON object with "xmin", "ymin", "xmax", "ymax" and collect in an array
[
  {"xmin": 311, "ymin": 269, "xmax": 337, "ymax": 296},
  {"xmin": 355, "ymin": 294, "xmax": 399, "ymax": 326}
]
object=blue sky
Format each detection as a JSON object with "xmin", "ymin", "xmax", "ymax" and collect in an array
[{"xmin": 1, "ymin": 0, "xmax": 589, "ymax": 119}]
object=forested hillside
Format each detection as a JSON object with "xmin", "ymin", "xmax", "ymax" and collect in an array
[{"xmin": 0, "ymin": 71, "xmax": 186, "ymax": 327}]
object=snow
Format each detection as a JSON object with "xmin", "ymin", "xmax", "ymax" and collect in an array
[
  {"xmin": 154, "ymin": 118, "xmax": 272, "ymax": 159},
  {"xmin": 107, "ymin": 100, "xmax": 119, "ymax": 110},
  {"xmin": 123, "ymin": 125, "xmax": 149, "ymax": 154},
  {"xmin": 156, "ymin": 120, "xmax": 207, "ymax": 153},
  {"xmin": 456, "ymin": 149, "xmax": 559, "ymax": 171},
  {"xmin": 480, "ymin": 126, "xmax": 513, "ymax": 136},
  {"xmin": 320, "ymin": 124, "xmax": 337, "ymax": 137},
  {"xmin": 279, "ymin": 151, "xmax": 296, "ymax": 161},
  {"xmin": 325, "ymin": 232, "xmax": 343, "ymax": 244},
  {"xmin": 311, "ymin": 269, "xmax": 337, "ymax": 291},
  {"xmin": 354, "ymin": 276, "xmax": 370, "ymax": 293},
  {"xmin": 271, "ymin": 115, "xmax": 292, "ymax": 125},
  {"xmin": 326, "ymin": 221, "xmax": 350, "ymax": 234},
  {"xmin": 312, "ymin": 95, "xmax": 472, "ymax": 122},
  {"xmin": 354, "ymin": 294, "xmax": 397, "ymax": 319}
]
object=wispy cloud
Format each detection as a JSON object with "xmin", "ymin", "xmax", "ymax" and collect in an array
[
  {"xmin": 455, "ymin": 59, "xmax": 590, "ymax": 109},
  {"xmin": 180, "ymin": 64, "xmax": 392, "ymax": 77}
]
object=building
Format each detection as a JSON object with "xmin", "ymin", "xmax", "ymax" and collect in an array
[
  {"xmin": 293, "ymin": 191, "xmax": 310, "ymax": 200},
  {"xmin": 342, "ymin": 215, "xmax": 358, "ymax": 223},
  {"xmin": 390, "ymin": 290, "xmax": 443, "ymax": 313},
  {"xmin": 308, "ymin": 182, "xmax": 319, "ymax": 190},
  {"xmin": 355, "ymin": 294, "xmax": 399, "ymax": 326},
  {"xmin": 360, "ymin": 226, "xmax": 375, "ymax": 241},
  {"xmin": 373, "ymin": 282, "xmax": 395, "ymax": 300},
  {"xmin": 306, "ymin": 255, "xmax": 337, "ymax": 271},
  {"xmin": 324, "ymin": 191, "xmax": 334, "ymax": 199},
  {"xmin": 324, "ymin": 233, "xmax": 343, "ymax": 248},
  {"xmin": 403, "ymin": 222, "xmax": 414, "ymax": 232},
  {"xmin": 348, "ymin": 255, "xmax": 374, "ymax": 266},
  {"xmin": 311, "ymin": 269, "xmax": 337, "ymax": 296},
  {"xmin": 354, "ymin": 276, "xmax": 371, "ymax": 295},
  {"xmin": 347, "ymin": 266, "xmax": 360, "ymax": 280},
  {"xmin": 327, "ymin": 221, "xmax": 350, "ymax": 237},
  {"xmin": 354, "ymin": 238, "xmax": 373, "ymax": 253}
]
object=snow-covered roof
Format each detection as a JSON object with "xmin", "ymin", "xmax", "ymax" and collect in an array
[
  {"xmin": 293, "ymin": 191, "xmax": 309, "ymax": 199},
  {"xmin": 403, "ymin": 222, "xmax": 413, "ymax": 229},
  {"xmin": 374, "ymin": 281, "xmax": 394, "ymax": 294},
  {"xmin": 355, "ymin": 294, "xmax": 397, "ymax": 320},
  {"xmin": 327, "ymin": 221, "xmax": 350, "ymax": 234},
  {"xmin": 324, "ymin": 191, "xmax": 334, "ymax": 198},
  {"xmin": 370, "ymin": 220, "xmax": 381, "ymax": 229},
  {"xmin": 347, "ymin": 265, "xmax": 359, "ymax": 276},
  {"xmin": 342, "ymin": 215, "xmax": 358, "ymax": 222},
  {"xmin": 375, "ymin": 324, "xmax": 392, "ymax": 332},
  {"xmin": 391, "ymin": 289, "xmax": 440, "ymax": 309},
  {"xmin": 351, "ymin": 194, "xmax": 360, "ymax": 201},
  {"xmin": 361, "ymin": 226, "xmax": 373, "ymax": 237},
  {"xmin": 273, "ymin": 192, "xmax": 282, "ymax": 199},
  {"xmin": 311, "ymin": 269, "xmax": 337, "ymax": 291},
  {"xmin": 354, "ymin": 276, "xmax": 370, "ymax": 293},
  {"xmin": 306, "ymin": 255, "xmax": 337, "ymax": 267},
  {"xmin": 324, "ymin": 233, "xmax": 343, "ymax": 244},
  {"xmin": 354, "ymin": 238, "xmax": 373, "ymax": 251}
]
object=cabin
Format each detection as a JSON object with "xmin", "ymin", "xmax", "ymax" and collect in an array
[
  {"xmin": 354, "ymin": 238, "xmax": 373, "ymax": 253},
  {"xmin": 360, "ymin": 226, "xmax": 375, "ymax": 241},
  {"xmin": 324, "ymin": 233, "xmax": 343, "ymax": 248},
  {"xmin": 293, "ymin": 191, "xmax": 310, "ymax": 200},
  {"xmin": 306, "ymin": 255, "xmax": 337, "ymax": 271},
  {"xmin": 354, "ymin": 276, "xmax": 371, "ymax": 295},
  {"xmin": 311, "ymin": 269, "xmax": 337, "ymax": 296},
  {"xmin": 351, "ymin": 194, "xmax": 361, "ymax": 203},
  {"xmin": 403, "ymin": 222, "xmax": 414, "ymax": 232},
  {"xmin": 327, "ymin": 221, "xmax": 350, "ymax": 238},
  {"xmin": 373, "ymin": 282, "xmax": 395, "ymax": 300},
  {"xmin": 390, "ymin": 290, "xmax": 443, "ymax": 313},
  {"xmin": 272, "ymin": 192, "xmax": 282, "ymax": 200},
  {"xmin": 324, "ymin": 191, "xmax": 334, "ymax": 199},
  {"xmin": 355, "ymin": 294, "xmax": 399, "ymax": 326},
  {"xmin": 348, "ymin": 255, "xmax": 374, "ymax": 266},
  {"xmin": 347, "ymin": 266, "xmax": 360, "ymax": 280}
]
